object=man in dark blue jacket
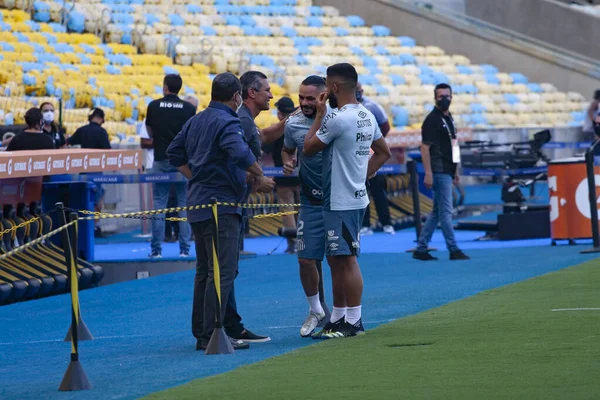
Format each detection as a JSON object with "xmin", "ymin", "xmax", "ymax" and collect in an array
[{"xmin": 167, "ymin": 72, "xmax": 275, "ymax": 351}]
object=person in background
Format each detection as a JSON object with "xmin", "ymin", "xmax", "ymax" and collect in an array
[
  {"xmin": 145, "ymin": 74, "xmax": 196, "ymax": 258},
  {"xmin": 68, "ymin": 107, "xmax": 111, "ymax": 237},
  {"xmin": 264, "ymin": 96, "xmax": 300, "ymax": 254},
  {"xmin": 6, "ymin": 108, "xmax": 54, "ymax": 151},
  {"xmin": 40, "ymin": 102, "xmax": 66, "ymax": 149},
  {"xmin": 165, "ymin": 95, "xmax": 199, "ymax": 243},
  {"xmin": 583, "ymin": 89, "xmax": 600, "ymax": 141},
  {"xmin": 355, "ymin": 82, "xmax": 395, "ymax": 236},
  {"xmin": 593, "ymin": 112, "xmax": 600, "ymax": 138},
  {"xmin": 167, "ymin": 72, "xmax": 274, "ymax": 350},
  {"xmin": 1, "ymin": 132, "xmax": 15, "ymax": 147},
  {"xmin": 413, "ymin": 83, "xmax": 469, "ymax": 262}
]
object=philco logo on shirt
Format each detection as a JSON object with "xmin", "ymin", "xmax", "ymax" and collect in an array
[{"xmin": 160, "ymin": 102, "xmax": 183, "ymax": 109}]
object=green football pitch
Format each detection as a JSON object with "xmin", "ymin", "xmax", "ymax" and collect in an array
[{"xmin": 147, "ymin": 259, "xmax": 600, "ymax": 400}]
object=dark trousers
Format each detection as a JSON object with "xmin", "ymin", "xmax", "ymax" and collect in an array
[
  {"xmin": 362, "ymin": 175, "xmax": 392, "ymax": 227},
  {"xmin": 191, "ymin": 214, "xmax": 242, "ymax": 343}
]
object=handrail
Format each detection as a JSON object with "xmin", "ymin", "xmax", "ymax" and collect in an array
[{"xmin": 384, "ymin": 0, "xmax": 600, "ymax": 79}]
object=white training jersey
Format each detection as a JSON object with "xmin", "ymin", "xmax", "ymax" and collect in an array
[{"xmin": 316, "ymin": 103, "xmax": 382, "ymax": 211}]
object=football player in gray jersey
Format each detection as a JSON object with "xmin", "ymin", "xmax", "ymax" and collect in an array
[
  {"xmin": 282, "ymin": 75, "xmax": 330, "ymax": 337},
  {"xmin": 304, "ymin": 63, "xmax": 391, "ymax": 339}
]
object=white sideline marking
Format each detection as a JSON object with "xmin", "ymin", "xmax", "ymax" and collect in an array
[
  {"xmin": 0, "ymin": 333, "xmax": 150, "ymax": 346},
  {"xmin": 551, "ymin": 308, "xmax": 600, "ymax": 312}
]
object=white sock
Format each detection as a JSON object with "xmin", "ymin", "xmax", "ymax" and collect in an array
[
  {"xmin": 307, "ymin": 294, "xmax": 324, "ymax": 315},
  {"xmin": 346, "ymin": 306, "xmax": 362, "ymax": 325},
  {"xmin": 330, "ymin": 306, "xmax": 346, "ymax": 323}
]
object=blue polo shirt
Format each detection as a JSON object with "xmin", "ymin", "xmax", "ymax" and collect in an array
[{"xmin": 167, "ymin": 101, "xmax": 257, "ymax": 223}]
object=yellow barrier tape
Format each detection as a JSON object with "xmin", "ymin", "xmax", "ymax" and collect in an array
[
  {"xmin": 0, "ymin": 220, "xmax": 77, "ymax": 262},
  {"xmin": 252, "ymin": 211, "xmax": 298, "ymax": 219},
  {"xmin": 74, "ymin": 202, "xmax": 301, "ymax": 221},
  {"xmin": 0, "ymin": 216, "xmax": 40, "ymax": 239}
]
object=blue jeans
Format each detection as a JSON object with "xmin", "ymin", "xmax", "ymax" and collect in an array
[
  {"xmin": 151, "ymin": 160, "xmax": 191, "ymax": 253},
  {"xmin": 416, "ymin": 173, "xmax": 458, "ymax": 253}
]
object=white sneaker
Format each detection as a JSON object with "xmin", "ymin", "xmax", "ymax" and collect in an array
[
  {"xmin": 300, "ymin": 310, "xmax": 326, "ymax": 337},
  {"xmin": 359, "ymin": 227, "xmax": 374, "ymax": 236},
  {"xmin": 383, "ymin": 225, "xmax": 396, "ymax": 235}
]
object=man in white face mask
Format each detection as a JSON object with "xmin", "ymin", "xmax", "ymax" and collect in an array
[{"xmin": 40, "ymin": 102, "xmax": 66, "ymax": 149}]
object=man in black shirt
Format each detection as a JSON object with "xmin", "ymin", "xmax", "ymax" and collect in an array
[
  {"xmin": 68, "ymin": 108, "xmax": 111, "ymax": 150},
  {"xmin": 413, "ymin": 83, "xmax": 469, "ymax": 261},
  {"xmin": 68, "ymin": 108, "xmax": 112, "ymax": 237},
  {"xmin": 145, "ymin": 74, "xmax": 196, "ymax": 258},
  {"xmin": 6, "ymin": 108, "xmax": 55, "ymax": 151}
]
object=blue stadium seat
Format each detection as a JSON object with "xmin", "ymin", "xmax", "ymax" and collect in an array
[
  {"xmin": 527, "ymin": 83, "xmax": 543, "ymax": 93},
  {"xmin": 201, "ymin": 26, "xmax": 217, "ymax": 36},
  {"xmin": 457, "ymin": 65, "xmax": 472, "ymax": 75},
  {"xmin": 225, "ymin": 15, "xmax": 242, "ymax": 26},
  {"xmin": 509, "ymin": 73, "xmax": 528, "ymax": 84},
  {"xmin": 308, "ymin": 6, "xmax": 325, "ymax": 16},
  {"xmin": 67, "ymin": 11, "xmax": 86, "ymax": 33},
  {"xmin": 390, "ymin": 74, "xmax": 406, "ymax": 85},
  {"xmin": 294, "ymin": 55, "xmax": 308, "ymax": 65},
  {"xmin": 503, "ymin": 94, "xmax": 520, "ymax": 104},
  {"xmin": 372, "ymin": 25, "xmax": 391, "ymax": 37},
  {"xmin": 281, "ymin": 27, "xmax": 296, "ymax": 37},
  {"xmin": 362, "ymin": 56, "xmax": 378, "ymax": 67},
  {"xmin": 485, "ymin": 74, "xmax": 500, "ymax": 84},
  {"xmin": 47, "ymin": 23, "xmax": 66, "ymax": 33},
  {"xmin": 480, "ymin": 64, "xmax": 499, "ymax": 74},
  {"xmin": 470, "ymin": 103, "xmax": 486, "ymax": 113},
  {"xmin": 168, "ymin": 14, "xmax": 185, "ymax": 26},
  {"xmin": 398, "ymin": 36, "xmax": 416, "ymax": 47},
  {"xmin": 240, "ymin": 15, "xmax": 256, "ymax": 26},
  {"xmin": 350, "ymin": 46, "xmax": 365, "ymax": 56},
  {"xmin": 347, "ymin": 15, "xmax": 365, "ymax": 27},
  {"xmin": 392, "ymin": 106, "xmax": 409, "ymax": 127},
  {"xmin": 34, "ymin": 11, "xmax": 50, "ymax": 23},
  {"xmin": 419, "ymin": 74, "xmax": 435, "ymax": 85},
  {"xmin": 334, "ymin": 27, "xmax": 349, "ymax": 36},
  {"xmin": 374, "ymin": 46, "xmax": 389, "ymax": 55},
  {"xmin": 306, "ymin": 17, "xmax": 322, "ymax": 27}
]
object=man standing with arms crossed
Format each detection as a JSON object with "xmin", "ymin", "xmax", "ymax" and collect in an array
[
  {"xmin": 282, "ymin": 75, "xmax": 330, "ymax": 337},
  {"xmin": 304, "ymin": 64, "xmax": 392, "ymax": 338}
]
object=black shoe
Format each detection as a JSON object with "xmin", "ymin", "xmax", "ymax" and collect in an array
[
  {"xmin": 312, "ymin": 316, "xmax": 345, "ymax": 340},
  {"xmin": 412, "ymin": 251, "xmax": 438, "ymax": 261},
  {"xmin": 196, "ymin": 338, "xmax": 250, "ymax": 351},
  {"xmin": 321, "ymin": 319, "xmax": 366, "ymax": 339},
  {"xmin": 230, "ymin": 328, "xmax": 271, "ymax": 343},
  {"xmin": 450, "ymin": 250, "xmax": 470, "ymax": 260}
]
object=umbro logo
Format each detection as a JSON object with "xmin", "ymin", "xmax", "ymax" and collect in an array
[{"xmin": 358, "ymin": 111, "xmax": 367, "ymax": 119}]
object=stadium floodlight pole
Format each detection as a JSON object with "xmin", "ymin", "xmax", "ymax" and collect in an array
[
  {"xmin": 581, "ymin": 140, "xmax": 600, "ymax": 254},
  {"xmin": 58, "ymin": 203, "xmax": 92, "ymax": 391},
  {"xmin": 64, "ymin": 211, "xmax": 93, "ymax": 342},
  {"xmin": 205, "ymin": 198, "xmax": 234, "ymax": 355}
]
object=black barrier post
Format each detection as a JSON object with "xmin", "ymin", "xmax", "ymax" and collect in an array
[
  {"xmin": 205, "ymin": 199, "xmax": 234, "ymax": 355},
  {"xmin": 57, "ymin": 203, "xmax": 92, "ymax": 391},
  {"xmin": 315, "ymin": 261, "xmax": 331, "ymax": 327},
  {"xmin": 581, "ymin": 140, "xmax": 600, "ymax": 254},
  {"xmin": 406, "ymin": 161, "xmax": 436, "ymax": 253},
  {"xmin": 64, "ymin": 211, "xmax": 93, "ymax": 342}
]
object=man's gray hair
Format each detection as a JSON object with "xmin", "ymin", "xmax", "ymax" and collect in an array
[
  {"xmin": 240, "ymin": 70, "xmax": 268, "ymax": 100},
  {"xmin": 185, "ymin": 95, "xmax": 199, "ymax": 108}
]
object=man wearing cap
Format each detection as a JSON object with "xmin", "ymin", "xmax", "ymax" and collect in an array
[
  {"xmin": 263, "ymin": 96, "xmax": 300, "ymax": 253},
  {"xmin": 68, "ymin": 107, "xmax": 112, "ymax": 237}
]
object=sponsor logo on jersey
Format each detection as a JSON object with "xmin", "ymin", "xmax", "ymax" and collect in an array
[{"xmin": 355, "ymin": 189, "xmax": 367, "ymax": 198}]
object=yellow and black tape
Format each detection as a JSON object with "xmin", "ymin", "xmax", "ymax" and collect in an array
[{"xmin": 0, "ymin": 220, "xmax": 77, "ymax": 262}]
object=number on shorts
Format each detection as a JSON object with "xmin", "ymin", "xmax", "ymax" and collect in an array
[{"xmin": 297, "ymin": 220, "xmax": 304, "ymax": 237}]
